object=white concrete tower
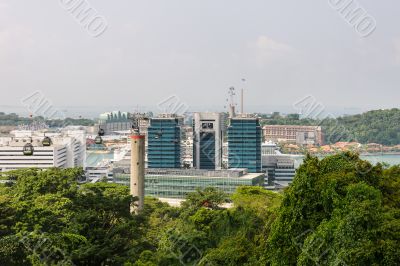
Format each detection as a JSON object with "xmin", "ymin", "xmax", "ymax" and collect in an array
[{"xmin": 130, "ymin": 133, "xmax": 145, "ymax": 213}]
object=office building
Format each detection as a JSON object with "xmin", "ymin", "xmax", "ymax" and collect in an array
[
  {"xmin": 193, "ymin": 112, "xmax": 226, "ymax": 170},
  {"xmin": 263, "ymin": 125, "xmax": 323, "ymax": 145},
  {"xmin": 261, "ymin": 142, "xmax": 296, "ymax": 189},
  {"xmin": 147, "ymin": 114, "xmax": 182, "ymax": 168},
  {"xmin": 85, "ymin": 166, "xmax": 113, "ymax": 182},
  {"xmin": 0, "ymin": 128, "xmax": 86, "ymax": 172},
  {"xmin": 263, "ymin": 155, "xmax": 296, "ymax": 188},
  {"xmin": 262, "ymin": 141, "xmax": 278, "ymax": 155},
  {"xmin": 113, "ymin": 167, "xmax": 264, "ymax": 199},
  {"xmin": 227, "ymin": 114, "xmax": 262, "ymax": 173}
]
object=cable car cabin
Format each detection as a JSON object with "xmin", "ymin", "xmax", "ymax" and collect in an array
[
  {"xmin": 155, "ymin": 131, "xmax": 163, "ymax": 139},
  {"xmin": 95, "ymin": 136, "xmax": 103, "ymax": 145},
  {"xmin": 42, "ymin": 136, "xmax": 52, "ymax": 147},
  {"xmin": 98, "ymin": 128, "xmax": 105, "ymax": 136},
  {"xmin": 23, "ymin": 143, "xmax": 34, "ymax": 156}
]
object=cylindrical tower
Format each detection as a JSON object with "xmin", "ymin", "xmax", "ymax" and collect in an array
[{"xmin": 130, "ymin": 133, "xmax": 145, "ymax": 213}]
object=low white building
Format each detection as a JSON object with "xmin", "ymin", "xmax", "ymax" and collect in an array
[
  {"xmin": 0, "ymin": 128, "xmax": 86, "ymax": 172},
  {"xmin": 262, "ymin": 141, "xmax": 296, "ymax": 189},
  {"xmin": 85, "ymin": 166, "xmax": 113, "ymax": 182}
]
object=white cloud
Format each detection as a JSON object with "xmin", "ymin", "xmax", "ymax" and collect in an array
[
  {"xmin": 255, "ymin": 35, "xmax": 293, "ymax": 53},
  {"xmin": 248, "ymin": 35, "xmax": 294, "ymax": 66}
]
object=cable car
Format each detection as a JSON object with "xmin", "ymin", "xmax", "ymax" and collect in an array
[
  {"xmin": 23, "ymin": 143, "xmax": 34, "ymax": 156},
  {"xmin": 42, "ymin": 136, "xmax": 52, "ymax": 147},
  {"xmin": 95, "ymin": 136, "xmax": 103, "ymax": 145},
  {"xmin": 155, "ymin": 130, "xmax": 163, "ymax": 139}
]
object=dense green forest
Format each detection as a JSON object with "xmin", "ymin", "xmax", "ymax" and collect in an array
[
  {"xmin": 0, "ymin": 112, "xmax": 95, "ymax": 127},
  {"xmin": 0, "ymin": 153, "xmax": 399, "ymax": 265},
  {"xmin": 261, "ymin": 108, "xmax": 400, "ymax": 145}
]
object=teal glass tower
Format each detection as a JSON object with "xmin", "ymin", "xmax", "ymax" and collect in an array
[
  {"xmin": 227, "ymin": 116, "xmax": 262, "ymax": 173},
  {"xmin": 148, "ymin": 116, "xmax": 181, "ymax": 168}
]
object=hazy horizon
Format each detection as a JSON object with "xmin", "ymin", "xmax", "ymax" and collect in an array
[
  {"xmin": 1, "ymin": 1, "xmax": 399, "ymax": 115},
  {"xmin": 0, "ymin": 103, "xmax": 392, "ymax": 120}
]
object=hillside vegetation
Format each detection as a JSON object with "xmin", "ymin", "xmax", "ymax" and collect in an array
[
  {"xmin": 0, "ymin": 112, "xmax": 95, "ymax": 127},
  {"xmin": 0, "ymin": 152, "xmax": 399, "ymax": 265},
  {"xmin": 262, "ymin": 108, "xmax": 400, "ymax": 145}
]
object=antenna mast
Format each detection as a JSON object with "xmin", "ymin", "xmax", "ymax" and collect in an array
[
  {"xmin": 241, "ymin": 78, "xmax": 246, "ymax": 114},
  {"xmin": 228, "ymin": 87, "xmax": 236, "ymax": 118}
]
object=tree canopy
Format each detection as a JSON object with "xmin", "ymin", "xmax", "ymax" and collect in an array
[
  {"xmin": 0, "ymin": 153, "xmax": 399, "ymax": 265},
  {"xmin": 261, "ymin": 108, "xmax": 400, "ymax": 145},
  {"xmin": 0, "ymin": 112, "xmax": 95, "ymax": 127}
]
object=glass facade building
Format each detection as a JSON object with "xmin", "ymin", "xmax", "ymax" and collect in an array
[
  {"xmin": 197, "ymin": 132, "xmax": 216, "ymax": 169},
  {"xmin": 113, "ymin": 168, "xmax": 264, "ymax": 199},
  {"xmin": 193, "ymin": 113, "xmax": 226, "ymax": 170},
  {"xmin": 228, "ymin": 116, "xmax": 262, "ymax": 173},
  {"xmin": 147, "ymin": 117, "xmax": 181, "ymax": 168}
]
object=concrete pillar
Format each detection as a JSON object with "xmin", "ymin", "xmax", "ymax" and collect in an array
[{"xmin": 130, "ymin": 133, "xmax": 145, "ymax": 213}]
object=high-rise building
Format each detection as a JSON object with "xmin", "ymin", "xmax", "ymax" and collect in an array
[
  {"xmin": 227, "ymin": 114, "xmax": 262, "ymax": 173},
  {"xmin": 147, "ymin": 114, "xmax": 182, "ymax": 168},
  {"xmin": 193, "ymin": 112, "xmax": 226, "ymax": 170}
]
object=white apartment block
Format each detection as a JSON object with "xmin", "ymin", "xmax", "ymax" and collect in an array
[{"xmin": 0, "ymin": 127, "xmax": 86, "ymax": 172}]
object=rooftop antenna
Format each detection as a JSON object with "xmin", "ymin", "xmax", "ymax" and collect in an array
[
  {"xmin": 228, "ymin": 87, "xmax": 236, "ymax": 118},
  {"xmin": 241, "ymin": 78, "xmax": 246, "ymax": 114}
]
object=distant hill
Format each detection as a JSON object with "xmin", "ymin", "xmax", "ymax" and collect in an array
[
  {"xmin": 261, "ymin": 108, "xmax": 400, "ymax": 145},
  {"xmin": 0, "ymin": 112, "xmax": 95, "ymax": 127}
]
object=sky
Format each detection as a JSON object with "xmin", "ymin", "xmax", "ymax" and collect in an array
[{"xmin": 0, "ymin": 0, "xmax": 399, "ymax": 117}]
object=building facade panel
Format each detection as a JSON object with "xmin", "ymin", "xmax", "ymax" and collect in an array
[
  {"xmin": 113, "ymin": 168, "xmax": 264, "ymax": 199},
  {"xmin": 228, "ymin": 116, "xmax": 262, "ymax": 173},
  {"xmin": 193, "ymin": 112, "xmax": 226, "ymax": 170},
  {"xmin": 147, "ymin": 116, "xmax": 181, "ymax": 168}
]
